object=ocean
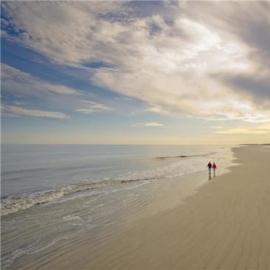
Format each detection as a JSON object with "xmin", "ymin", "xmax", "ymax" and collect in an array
[{"xmin": 1, "ymin": 144, "xmax": 234, "ymax": 269}]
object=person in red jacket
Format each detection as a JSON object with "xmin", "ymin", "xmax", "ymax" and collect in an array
[{"xmin": 212, "ymin": 162, "xmax": 217, "ymax": 177}]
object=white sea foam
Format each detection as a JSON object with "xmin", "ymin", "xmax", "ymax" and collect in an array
[{"xmin": 1, "ymin": 181, "xmax": 116, "ymax": 216}]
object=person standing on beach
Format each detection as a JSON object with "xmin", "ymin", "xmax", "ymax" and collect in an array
[
  {"xmin": 207, "ymin": 162, "xmax": 212, "ymax": 180},
  {"xmin": 213, "ymin": 162, "xmax": 217, "ymax": 177}
]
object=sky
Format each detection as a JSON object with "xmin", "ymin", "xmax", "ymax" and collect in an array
[{"xmin": 1, "ymin": 1, "xmax": 270, "ymax": 145}]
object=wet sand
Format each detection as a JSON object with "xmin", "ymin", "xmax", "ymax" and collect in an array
[{"xmin": 10, "ymin": 146, "xmax": 270, "ymax": 269}]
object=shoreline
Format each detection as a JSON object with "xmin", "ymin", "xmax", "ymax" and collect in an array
[
  {"xmin": 83, "ymin": 145, "xmax": 268, "ymax": 270},
  {"xmin": 8, "ymin": 145, "xmax": 270, "ymax": 270},
  {"xmin": 1, "ymin": 145, "xmax": 231, "ymax": 218},
  {"xmin": 2, "ymin": 146, "xmax": 232, "ymax": 270}
]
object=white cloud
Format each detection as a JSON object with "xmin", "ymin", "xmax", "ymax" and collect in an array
[
  {"xmin": 2, "ymin": 1, "xmax": 270, "ymax": 123},
  {"xmin": 145, "ymin": 105, "xmax": 169, "ymax": 115},
  {"xmin": 216, "ymin": 128, "xmax": 270, "ymax": 135},
  {"xmin": 1, "ymin": 105, "xmax": 68, "ymax": 119},
  {"xmin": 145, "ymin": 122, "xmax": 164, "ymax": 127},
  {"xmin": 215, "ymin": 123, "xmax": 270, "ymax": 135},
  {"xmin": 1, "ymin": 64, "xmax": 80, "ymax": 96},
  {"xmin": 76, "ymin": 100, "xmax": 111, "ymax": 114},
  {"xmin": 1, "ymin": 2, "xmax": 125, "ymax": 66},
  {"xmin": 131, "ymin": 122, "xmax": 164, "ymax": 127}
]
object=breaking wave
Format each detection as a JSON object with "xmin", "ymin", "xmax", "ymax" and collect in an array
[{"xmin": 1, "ymin": 178, "xmax": 156, "ymax": 216}]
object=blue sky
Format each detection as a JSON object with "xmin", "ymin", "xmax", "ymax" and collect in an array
[{"xmin": 1, "ymin": 1, "xmax": 270, "ymax": 144}]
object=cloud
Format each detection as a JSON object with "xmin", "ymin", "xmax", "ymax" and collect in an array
[
  {"xmin": 145, "ymin": 122, "xmax": 164, "ymax": 127},
  {"xmin": 76, "ymin": 100, "xmax": 112, "ymax": 114},
  {"xmin": 145, "ymin": 105, "xmax": 169, "ymax": 115},
  {"xmin": 215, "ymin": 128, "xmax": 270, "ymax": 135},
  {"xmin": 2, "ymin": 1, "xmax": 270, "ymax": 123},
  {"xmin": 1, "ymin": 105, "xmax": 68, "ymax": 119},
  {"xmin": 1, "ymin": 1, "xmax": 125, "ymax": 66},
  {"xmin": 215, "ymin": 123, "xmax": 270, "ymax": 135},
  {"xmin": 131, "ymin": 122, "xmax": 164, "ymax": 127},
  {"xmin": 1, "ymin": 64, "xmax": 80, "ymax": 96},
  {"xmin": 215, "ymin": 73, "xmax": 270, "ymax": 110}
]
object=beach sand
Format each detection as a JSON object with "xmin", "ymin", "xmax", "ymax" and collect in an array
[{"xmin": 10, "ymin": 146, "xmax": 270, "ymax": 270}]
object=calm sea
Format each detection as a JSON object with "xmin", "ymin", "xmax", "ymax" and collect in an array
[{"xmin": 1, "ymin": 144, "xmax": 234, "ymax": 269}]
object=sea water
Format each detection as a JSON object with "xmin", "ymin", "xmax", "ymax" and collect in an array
[{"xmin": 1, "ymin": 144, "xmax": 234, "ymax": 269}]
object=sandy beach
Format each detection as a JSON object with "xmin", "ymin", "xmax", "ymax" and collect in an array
[{"xmin": 9, "ymin": 145, "xmax": 270, "ymax": 270}]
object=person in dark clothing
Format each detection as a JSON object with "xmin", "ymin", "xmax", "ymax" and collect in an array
[{"xmin": 207, "ymin": 162, "xmax": 212, "ymax": 180}]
